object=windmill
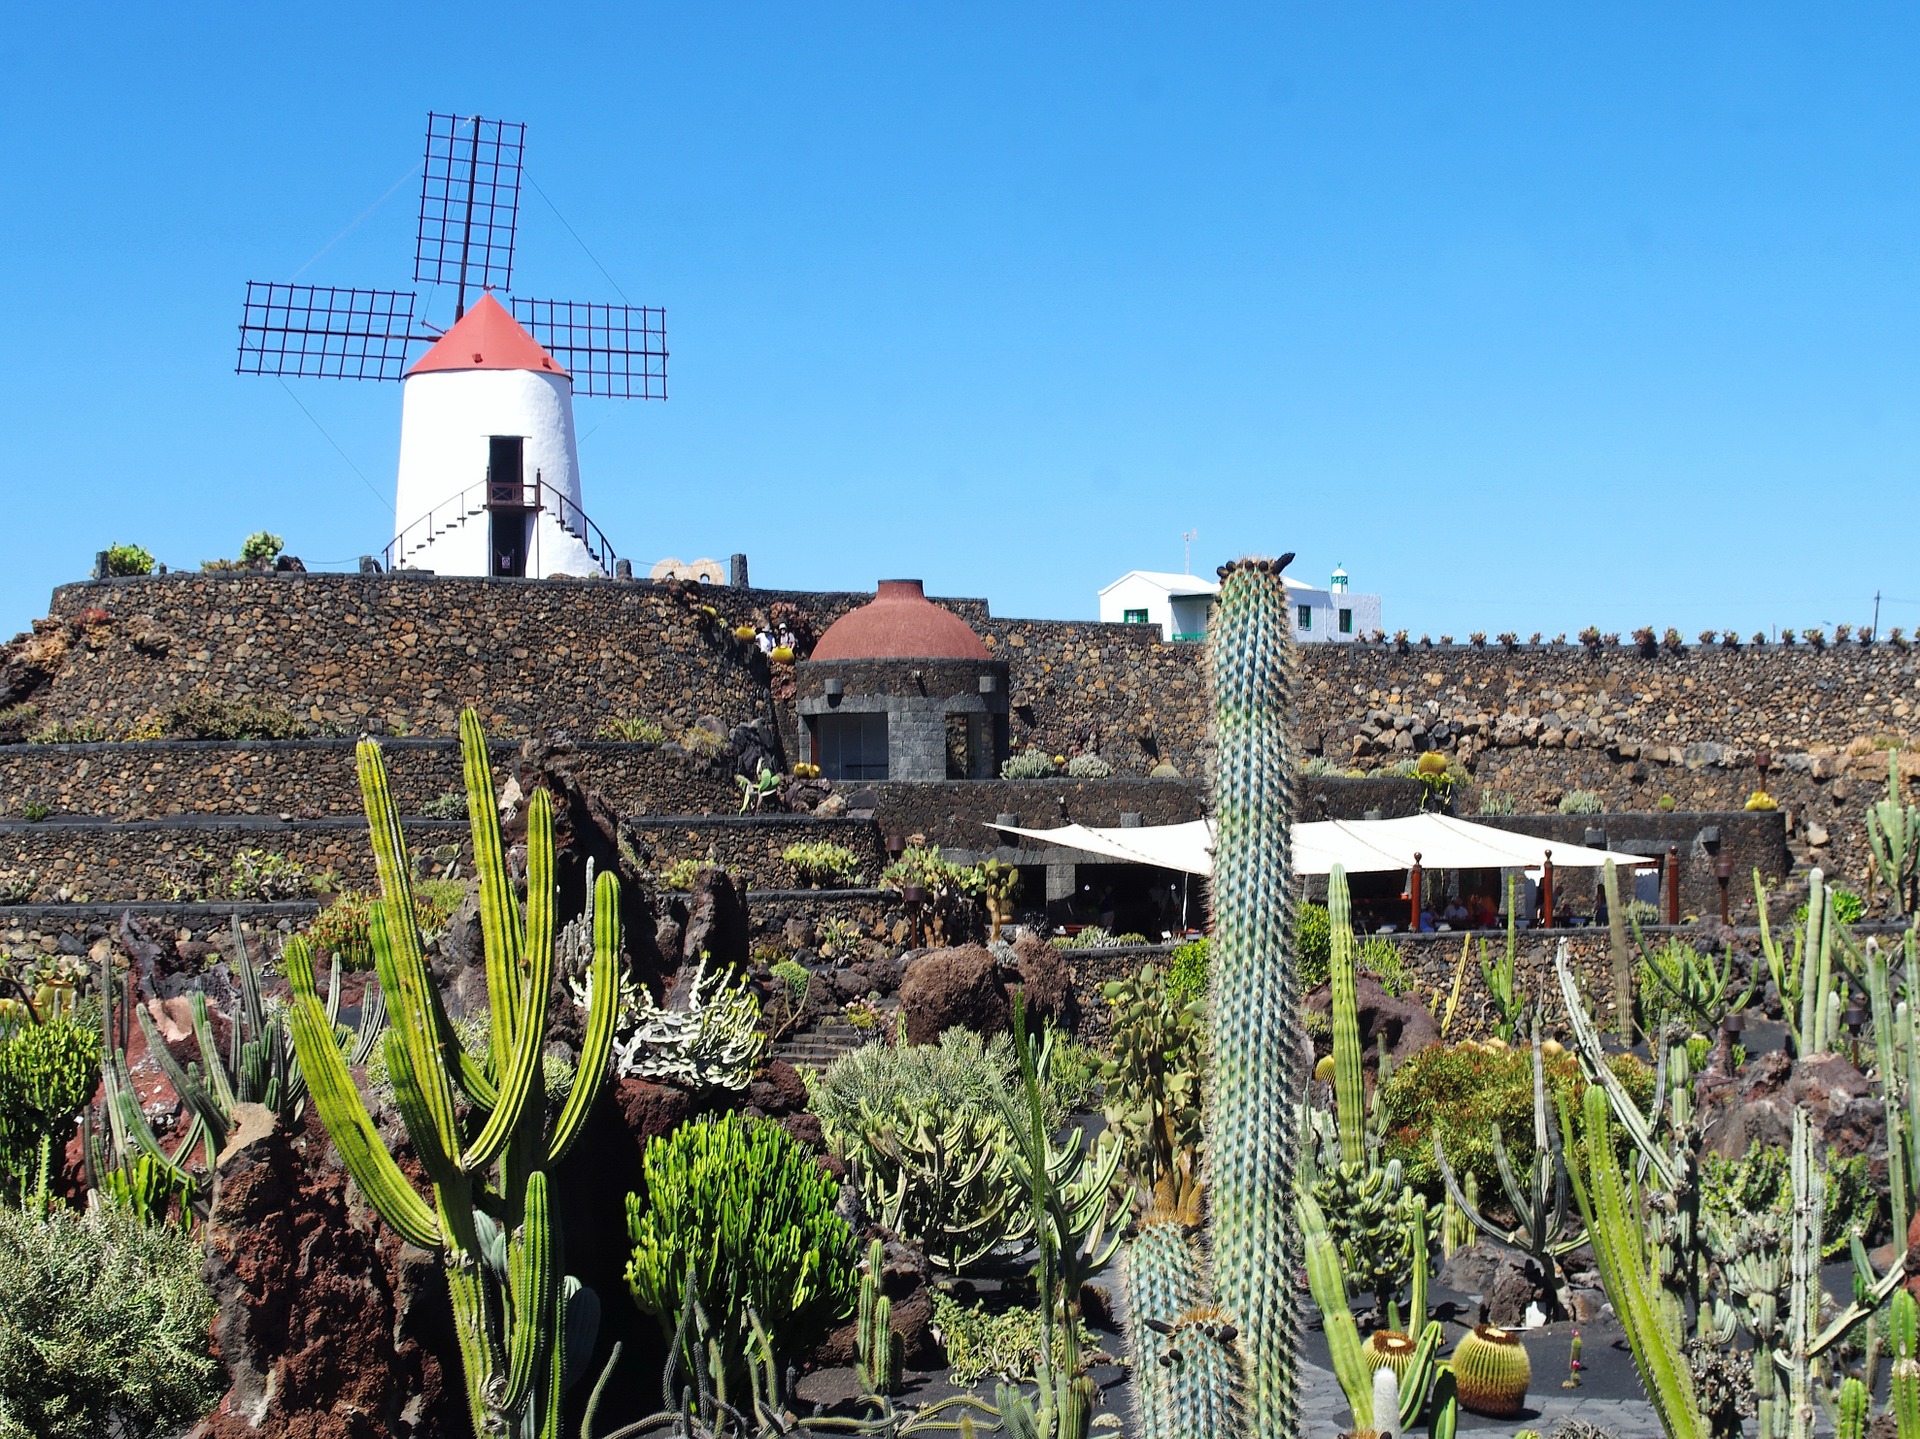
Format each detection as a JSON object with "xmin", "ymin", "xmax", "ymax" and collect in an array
[{"xmin": 236, "ymin": 113, "xmax": 667, "ymax": 578}]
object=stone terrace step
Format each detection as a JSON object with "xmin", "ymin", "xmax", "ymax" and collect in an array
[
  {"xmin": 0, "ymin": 738, "xmax": 736, "ymax": 822},
  {"xmin": 772, "ymin": 1021, "xmax": 873, "ymax": 1071}
]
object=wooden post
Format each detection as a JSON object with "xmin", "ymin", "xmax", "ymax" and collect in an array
[
  {"xmin": 1665, "ymin": 844, "xmax": 1681, "ymax": 925},
  {"xmin": 1541, "ymin": 851, "xmax": 1555, "ymax": 930},
  {"xmin": 1409, "ymin": 852, "xmax": 1423, "ymax": 931}
]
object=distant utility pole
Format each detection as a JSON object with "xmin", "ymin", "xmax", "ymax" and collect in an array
[
  {"xmin": 1873, "ymin": 590, "xmax": 1882, "ymax": 639},
  {"xmin": 1183, "ymin": 529, "xmax": 1198, "ymax": 576}
]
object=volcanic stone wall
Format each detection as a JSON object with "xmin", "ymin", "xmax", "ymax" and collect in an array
[{"xmin": 11, "ymin": 575, "xmax": 1920, "ymax": 891}]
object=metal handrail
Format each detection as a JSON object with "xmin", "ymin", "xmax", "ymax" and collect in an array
[{"xmin": 380, "ymin": 475, "xmax": 617, "ymax": 577}]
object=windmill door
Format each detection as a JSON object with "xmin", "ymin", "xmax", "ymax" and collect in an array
[{"xmin": 487, "ymin": 436, "xmax": 530, "ymax": 577}]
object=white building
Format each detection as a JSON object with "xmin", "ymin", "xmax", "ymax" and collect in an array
[
  {"xmin": 390, "ymin": 294, "xmax": 605, "ymax": 578},
  {"xmin": 1098, "ymin": 565, "xmax": 1382, "ymax": 643}
]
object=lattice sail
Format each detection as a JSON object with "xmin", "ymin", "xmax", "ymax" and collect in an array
[
  {"xmin": 415, "ymin": 113, "xmax": 525, "ymax": 296},
  {"xmin": 235, "ymin": 283, "xmax": 419, "ymax": 381},
  {"xmin": 511, "ymin": 299, "xmax": 668, "ymax": 400}
]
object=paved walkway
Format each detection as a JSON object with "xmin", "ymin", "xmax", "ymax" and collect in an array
[{"xmin": 1298, "ymin": 1356, "xmax": 1664, "ymax": 1439}]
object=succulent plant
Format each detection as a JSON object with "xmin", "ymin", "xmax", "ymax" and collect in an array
[{"xmin": 1450, "ymin": 1325, "xmax": 1531, "ymax": 1418}]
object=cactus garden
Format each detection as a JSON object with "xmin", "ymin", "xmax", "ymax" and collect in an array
[{"xmin": 0, "ymin": 557, "xmax": 1914, "ymax": 1439}]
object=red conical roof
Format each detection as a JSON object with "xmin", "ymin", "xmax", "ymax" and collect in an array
[
  {"xmin": 406, "ymin": 293, "xmax": 570, "ymax": 380},
  {"xmin": 811, "ymin": 580, "xmax": 990, "ymax": 661}
]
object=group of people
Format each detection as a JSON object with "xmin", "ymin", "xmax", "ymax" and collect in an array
[{"xmin": 1404, "ymin": 881, "xmax": 1609, "ymax": 933}]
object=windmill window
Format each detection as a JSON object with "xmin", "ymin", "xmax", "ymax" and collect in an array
[
  {"xmin": 1297, "ymin": 604, "xmax": 1313, "ymax": 631},
  {"xmin": 1339, "ymin": 608, "xmax": 1353, "ymax": 634},
  {"xmin": 1123, "ymin": 608, "xmax": 1150, "ymax": 624}
]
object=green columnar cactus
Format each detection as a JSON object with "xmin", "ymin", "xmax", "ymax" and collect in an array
[
  {"xmin": 1783, "ymin": 1109, "xmax": 1824, "ymax": 1439},
  {"xmin": 1603, "ymin": 859, "xmax": 1633, "ymax": 1042},
  {"xmin": 1891, "ymin": 1291, "xmax": 1919, "ymax": 1439},
  {"xmin": 1869, "ymin": 935, "xmax": 1915, "ymax": 1249},
  {"xmin": 856, "ymin": 1238, "xmax": 904, "ymax": 1396},
  {"xmin": 1303, "ymin": 1190, "xmax": 1374, "ymax": 1433},
  {"xmin": 1207, "ymin": 556, "xmax": 1305, "ymax": 1438},
  {"xmin": 1868, "ymin": 749, "xmax": 1919, "ymax": 915},
  {"xmin": 1124, "ymin": 1212, "xmax": 1209, "ymax": 1439},
  {"xmin": 1836, "ymin": 1377, "xmax": 1870, "ymax": 1439},
  {"xmin": 288, "ymin": 710, "xmax": 621, "ymax": 1439},
  {"xmin": 1576, "ymin": 1085, "xmax": 1706, "ymax": 1439},
  {"xmin": 1759, "ymin": 868, "xmax": 1841, "ymax": 1057},
  {"xmin": 1159, "ymin": 1309, "xmax": 1247, "ymax": 1439},
  {"xmin": 1427, "ymin": 1367, "xmax": 1459, "ymax": 1439},
  {"xmin": 1329, "ymin": 865, "xmax": 1366, "ymax": 1167}
]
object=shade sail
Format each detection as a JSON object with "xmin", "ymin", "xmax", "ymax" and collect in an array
[{"xmin": 988, "ymin": 813, "xmax": 1654, "ymax": 879}]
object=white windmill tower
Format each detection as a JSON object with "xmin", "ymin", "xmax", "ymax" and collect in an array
[{"xmin": 236, "ymin": 113, "xmax": 668, "ymax": 578}]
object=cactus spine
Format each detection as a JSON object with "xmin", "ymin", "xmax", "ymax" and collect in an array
[
  {"xmin": 1208, "ymin": 556, "xmax": 1305, "ymax": 1438},
  {"xmin": 1329, "ymin": 865, "xmax": 1365, "ymax": 1166},
  {"xmin": 288, "ymin": 709, "xmax": 621, "ymax": 1439}
]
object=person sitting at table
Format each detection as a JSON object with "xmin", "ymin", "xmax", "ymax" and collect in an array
[
  {"xmin": 1443, "ymin": 898, "xmax": 1470, "ymax": 928},
  {"xmin": 1417, "ymin": 907, "xmax": 1437, "ymax": 933},
  {"xmin": 1466, "ymin": 892, "xmax": 1498, "ymax": 929}
]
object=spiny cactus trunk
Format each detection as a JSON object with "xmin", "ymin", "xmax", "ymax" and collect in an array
[
  {"xmin": 1124, "ymin": 1215, "xmax": 1210, "ymax": 1439},
  {"xmin": 1207, "ymin": 557, "xmax": 1304, "ymax": 1438}
]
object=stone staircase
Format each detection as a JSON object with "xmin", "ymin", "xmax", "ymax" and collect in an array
[{"xmin": 772, "ymin": 1018, "xmax": 874, "ymax": 1071}]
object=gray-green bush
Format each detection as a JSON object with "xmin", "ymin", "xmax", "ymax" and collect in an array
[{"xmin": 0, "ymin": 1201, "xmax": 223, "ymax": 1439}]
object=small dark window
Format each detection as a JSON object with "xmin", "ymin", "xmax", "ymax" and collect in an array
[
  {"xmin": 815, "ymin": 712, "xmax": 889, "ymax": 781},
  {"xmin": 1297, "ymin": 604, "xmax": 1313, "ymax": 630},
  {"xmin": 1123, "ymin": 608, "xmax": 1149, "ymax": 624},
  {"xmin": 1339, "ymin": 608, "xmax": 1353, "ymax": 634}
]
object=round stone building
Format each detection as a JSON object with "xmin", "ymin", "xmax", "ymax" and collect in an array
[{"xmin": 795, "ymin": 580, "xmax": 1010, "ymax": 782}]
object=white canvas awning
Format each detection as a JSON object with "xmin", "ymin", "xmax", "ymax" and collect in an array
[{"xmin": 988, "ymin": 813, "xmax": 1655, "ymax": 879}]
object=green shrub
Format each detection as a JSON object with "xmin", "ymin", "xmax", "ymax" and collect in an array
[
  {"xmin": 0, "ymin": 1014, "xmax": 99, "ymax": 1200},
  {"xmin": 26, "ymin": 720, "xmax": 112, "ymax": 744},
  {"xmin": 1794, "ymin": 887, "xmax": 1865, "ymax": 927},
  {"xmin": 239, "ymin": 531, "xmax": 284, "ymax": 563},
  {"xmin": 158, "ymin": 692, "xmax": 306, "ymax": 741},
  {"xmin": 1703, "ymin": 1142, "xmax": 1881, "ymax": 1255},
  {"xmin": 1065, "ymin": 753, "xmax": 1113, "ymax": 778},
  {"xmin": 1001, "ymin": 749, "xmax": 1058, "ymax": 779},
  {"xmin": 223, "ymin": 848, "xmax": 334, "ymax": 902},
  {"xmin": 1557, "ymin": 789, "xmax": 1605, "ymax": 815},
  {"xmin": 678, "ymin": 725, "xmax": 726, "ymax": 760},
  {"xmin": 596, "ymin": 715, "xmax": 667, "ymax": 743},
  {"xmin": 1053, "ymin": 926, "xmax": 1149, "ymax": 949},
  {"xmin": 1357, "ymin": 936, "xmax": 1411, "ymax": 996},
  {"xmin": 1380, "ymin": 1041, "xmax": 1654, "ymax": 1197},
  {"xmin": 306, "ymin": 879, "xmax": 466, "ymax": 968},
  {"xmin": 928, "ymin": 1292, "xmax": 1098, "ymax": 1383},
  {"xmin": 815, "ymin": 916, "xmax": 862, "ymax": 958},
  {"xmin": 19, "ymin": 803, "xmax": 48, "ymax": 823},
  {"xmin": 1165, "ymin": 938, "xmax": 1209, "ymax": 1005},
  {"xmin": 102, "ymin": 543, "xmax": 155, "ymax": 577},
  {"xmin": 418, "ymin": 791, "xmax": 467, "ymax": 821},
  {"xmin": 625, "ymin": 1114, "xmax": 856, "ymax": 1390},
  {"xmin": 1042, "ymin": 1033, "xmax": 1103, "ymax": 1117},
  {"xmin": 659, "ymin": 858, "xmax": 705, "ymax": 892},
  {"xmin": 1477, "ymin": 790, "xmax": 1517, "ymax": 815},
  {"xmin": 1296, "ymin": 901, "xmax": 1332, "ymax": 989},
  {"xmin": 781, "ymin": 841, "xmax": 863, "ymax": 888},
  {"xmin": 0, "ymin": 1200, "xmax": 222, "ymax": 1439}
]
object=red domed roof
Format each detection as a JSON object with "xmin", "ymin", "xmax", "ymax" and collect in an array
[
  {"xmin": 406, "ymin": 293, "xmax": 570, "ymax": 379},
  {"xmin": 811, "ymin": 580, "xmax": 990, "ymax": 661}
]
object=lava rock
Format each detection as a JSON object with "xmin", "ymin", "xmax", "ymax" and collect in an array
[
  {"xmin": 1698, "ymin": 1051, "xmax": 1884, "ymax": 1160},
  {"xmin": 1302, "ymin": 974, "xmax": 1440, "ymax": 1069},
  {"xmin": 899, "ymin": 945, "xmax": 1010, "ymax": 1044},
  {"xmin": 681, "ymin": 865, "xmax": 750, "ymax": 971}
]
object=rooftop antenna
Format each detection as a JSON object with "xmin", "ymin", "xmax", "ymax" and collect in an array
[
  {"xmin": 1183, "ymin": 528, "xmax": 1198, "ymax": 576},
  {"xmin": 236, "ymin": 112, "xmax": 668, "ymax": 399}
]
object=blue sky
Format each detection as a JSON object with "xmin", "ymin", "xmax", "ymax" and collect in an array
[{"xmin": 3, "ymin": 5, "xmax": 1917, "ymax": 640}]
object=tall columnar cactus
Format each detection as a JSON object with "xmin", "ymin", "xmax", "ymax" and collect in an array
[
  {"xmin": 1868, "ymin": 749, "xmax": 1919, "ymax": 915},
  {"xmin": 1890, "ymin": 1290, "xmax": 1919, "ymax": 1439},
  {"xmin": 1124, "ymin": 1211, "xmax": 1210, "ymax": 1439},
  {"xmin": 1868, "ymin": 934, "xmax": 1917, "ymax": 1249},
  {"xmin": 856, "ymin": 1238, "xmax": 903, "ymax": 1396},
  {"xmin": 1328, "ymin": 865, "xmax": 1366, "ymax": 1166},
  {"xmin": 1576, "ymin": 1085, "xmax": 1706, "ymax": 1439},
  {"xmin": 1603, "ymin": 859, "xmax": 1633, "ymax": 1042},
  {"xmin": 288, "ymin": 709, "xmax": 621, "ymax": 1439},
  {"xmin": 1208, "ymin": 555, "xmax": 1305, "ymax": 1438},
  {"xmin": 1759, "ymin": 867, "xmax": 1841, "ymax": 1057}
]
